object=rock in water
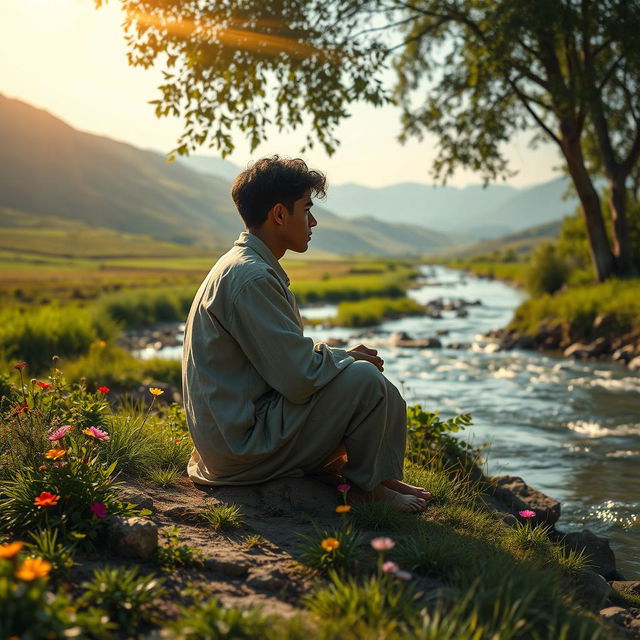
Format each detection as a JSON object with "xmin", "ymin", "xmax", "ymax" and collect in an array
[{"xmin": 492, "ymin": 475, "xmax": 561, "ymax": 526}]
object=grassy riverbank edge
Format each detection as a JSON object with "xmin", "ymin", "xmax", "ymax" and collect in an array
[{"xmin": 0, "ymin": 370, "xmax": 634, "ymax": 639}]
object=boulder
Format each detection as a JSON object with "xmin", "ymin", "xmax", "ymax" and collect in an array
[
  {"xmin": 612, "ymin": 345, "xmax": 636, "ymax": 364},
  {"xmin": 564, "ymin": 343, "xmax": 593, "ymax": 359},
  {"xmin": 491, "ymin": 476, "xmax": 560, "ymax": 527},
  {"xmin": 628, "ymin": 356, "xmax": 640, "ymax": 371},
  {"xmin": 562, "ymin": 530, "xmax": 621, "ymax": 580},
  {"xmin": 106, "ymin": 515, "xmax": 158, "ymax": 561},
  {"xmin": 571, "ymin": 570, "xmax": 613, "ymax": 611},
  {"xmin": 611, "ymin": 581, "xmax": 640, "ymax": 596}
]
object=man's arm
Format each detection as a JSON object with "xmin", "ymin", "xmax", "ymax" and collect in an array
[{"xmin": 228, "ymin": 276, "xmax": 354, "ymax": 404}]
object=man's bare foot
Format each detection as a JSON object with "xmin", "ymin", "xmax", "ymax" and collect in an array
[
  {"xmin": 382, "ymin": 479, "xmax": 432, "ymax": 502},
  {"xmin": 372, "ymin": 485, "xmax": 427, "ymax": 513}
]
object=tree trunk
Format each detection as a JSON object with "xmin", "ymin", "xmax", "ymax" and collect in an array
[
  {"xmin": 561, "ymin": 133, "xmax": 615, "ymax": 282},
  {"xmin": 609, "ymin": 173, "xmax": 635, "ymax": 276}
]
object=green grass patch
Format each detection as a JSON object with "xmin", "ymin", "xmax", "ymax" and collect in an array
[
  {"xmin": 334, "ymin": 296, "xmax": 423, "ymax": 327},
  {"xmin": 200, "ymin": 503, "xmax": 245, "ymax": 531},
  {"xmin": 510, "ymin": 277, "xmax": 640, "ymax": 338},
  {"xmin": 446, "ymin": 259, "xmax": 529, "ymax": 286}
]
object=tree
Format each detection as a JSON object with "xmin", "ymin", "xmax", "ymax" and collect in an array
[{"xmin": 97, "ymin": 0, "xmax": 640, "ymax": 280}]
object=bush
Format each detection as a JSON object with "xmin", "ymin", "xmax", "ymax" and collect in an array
[{"xmin": 525, "ymin": 242, "xmax": 571, "ymax": 296}]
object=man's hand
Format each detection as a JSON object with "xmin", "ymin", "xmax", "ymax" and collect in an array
[{"xmin": 346, "ymin": 344, "xmax": 384, "ymax": 372}]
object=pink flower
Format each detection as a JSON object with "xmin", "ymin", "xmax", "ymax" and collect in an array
[
  {"xmin": 371, "ymin": 537, "xmax": 395, "ymax": 552},
  {"xmin": 382, "ymin": 561, "xmax": 399, "ymax": 574},
  {"xmin": 90, "ymin": 502, "xmax": 107, "ymax": 518},
  {"xmin": 83, "ymin": 426, "xmax": 110, "ymax": 441},
  {"xmin": 519, "ymin": 509, "xmax": 536, "ymax": 519},
  {"xmin": 336, "ymin": 483, "xmax": 351, "ymax": 492},
  {"xmin": 48, "ymin": 425, "xmax": 74, "ymax": 441}
]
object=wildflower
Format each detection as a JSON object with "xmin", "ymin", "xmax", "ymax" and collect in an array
[
  {"xmin": 174, "ymin": 439, "xmax": 182, "ymax": 444},
  {"xmin": 14, "ymin": 557, "xmax": 52, "ymax": 581},
  {"xmin": 34, "ymin": 491, "xmax": 60, "ymax": 507},
  {"xmin": 336, "ymin": 483, "xmax": 351, "ymax": 492},
  {"xmin": 90, "ymin": 502, "xmax": 107, "ymax": 518},
  {"xmin": 335, "ymin": 505, "xmax": 351, "ymax": 514},
  {"xmin": 371, "ymin": 537, "xmax": 395, "ymax": 552},
  {"xmin": 0, "ymin": 541, "xmax": 23, "ymax": 558},
  {"xmin": 53, "ymin": 461, "xmax": 67, "ymax": 468},
  {"xmin": 38, "ymin": 465, "xmax": 46, "ymax": 471},
  {"xmin": 382, "ymin": 561, "xmax": 399, "ymax": 574},
  {"xmin": 44, "ymin": 448, "xmax": 66, "ymax": 460},
  {"xmin": 321, "ymin": 537, "xmax": 340, "ymax": 552},
  {"xmin": 14, "ymin": 362, "xmax": 27, "ymax": 370},
  {"xmin": 48, "ymin": 425, "xmax": 74, "ymax": 441},
  {"xmin": 149, "ymin": 387, "xmax": 164, "ymax": 396},
  {"xmin": 519, "ymin": 509, "xmax": 536, "ymax": 519},
  {"xmin": 97, "ymin": 385, "xmax": 110, "ymax": 394},
  {"xmin": 36, "ymin": 381, "xmax": 52, "ymax": 389},
  {"xmin": 97, "ymin": 340, "xmax": 107, "ymax": 348},
  {"xmin": 83, "ymin": 426, "xmax": 110, "ymax": 441}
]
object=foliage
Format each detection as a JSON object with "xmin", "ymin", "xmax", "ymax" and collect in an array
[
  {"xmin": 298, "ymin": 525, "xmax": 364, "ymax": 574},
  {"xmin": 155, "ymin": 526, "xmax": 204, "ymax": 571},
  {"xmin": 200, "ymin": 503, "xmax": 245, "ymax": 531},
  {"xmin": 335, "ymin": 296, "xmax": 423, "ymax": 327},
  {"xmin": 25, "ymin": 528, "xmax": 75, "ymax": 580},
  {"xmin": 405, "ymin": 405, "xmax": 478, "ymax": 470},
  {"xmin": 510, "ymin": 277, "xmax": 640, "ymax": 339},
  {"xmin": 80, "ymin": 565, "xmax": 165, "ymax": 632},
  {"xmin": 525, "ymin": 242, "xmax": 571, "ymax": 296}
]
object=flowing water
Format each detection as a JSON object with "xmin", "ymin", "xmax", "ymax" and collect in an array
[{"xmin": 137, "ymin": 265, "xmax": 640, "ymax": 577}]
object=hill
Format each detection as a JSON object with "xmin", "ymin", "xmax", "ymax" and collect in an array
[{"xmin": 0, "ymin": 95, "xmax": 451, "ymax": 257}]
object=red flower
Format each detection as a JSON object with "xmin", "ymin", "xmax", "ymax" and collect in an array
[
  {"xmin": 14, "ymin": 362, "xmax": 27, "ymax": 370},
  {"xmin": 34, "ymin": 491, "xmax": 59, "ymax": 507},
  {"xmin": 90, "ymin": 502, "xmax": 107, "ymax": 518},
  {"xmin": 36, "ymin": 381, "xmax": 52, "ymax": 389},
  {"xmin": 97, "ymin": 386, "xmax": 110, "ymax": 394}
]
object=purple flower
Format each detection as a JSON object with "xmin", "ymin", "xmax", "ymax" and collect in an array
[
  {"xmin": 48, "ymin": 425, "xmax": 74, "ymax": 441},
  {"xmin": 336, "ymin": 483, "xmax": 351, "ymax": 492}
]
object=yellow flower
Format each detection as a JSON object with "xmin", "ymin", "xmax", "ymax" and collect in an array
[
  {"xmin": 335, "ymin": 505, "xmax": 351, "ymax": 514},
  {"xmin": 0, "ymin": 541, "xmax": 23, "ymax": 558},
  {"xmin": 149, "ymin": 387, "xmax": 164, "ymax": 397},
  {"xmin": 44, "ymin": 448, "xmax": 66, "ymax": 460},
  {"xmin": 321, "ymin": 537, "xmax": 340, "ymax": 552},
  {"xmin": 14, "ymin": 557, "xmax": 52, "ymax": 581}
]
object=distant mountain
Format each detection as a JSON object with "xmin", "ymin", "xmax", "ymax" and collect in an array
[
  {"xmin": 178, "ymin": 155, "xmax": 244, "ymax": 183},
  {"xmin": 0, "ymin": 96, "xmax": 451, "ymax": 257},
  {"xmin": 184, "ymin": 154, "xmax": 578, "ymax": 239}
]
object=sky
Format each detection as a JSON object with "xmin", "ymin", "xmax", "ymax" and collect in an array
[{"xmin": 0, "ymin": 0, "xmax": 562, "ymax": 189}]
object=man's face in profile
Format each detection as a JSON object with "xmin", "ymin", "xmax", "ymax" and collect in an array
[{"xmin": 281, "ymin": 188, "xmax": 317, "ymax": 253}]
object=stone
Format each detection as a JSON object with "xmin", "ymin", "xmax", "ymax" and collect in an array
[
  {"xmin": 562, "ymin": 530, "xmax": 620, "ymax": 580},
  {"xmin": 612, "ymin": 345, "xmax": 636, "ymax": 364},
  {"xmin": 116, "ymin": 487, "xmax": 155, "ymax": 512},
  {"xmin": 492, "ymin": 476, "xmax": 561, "ymax": 526},
  {"xmin": 564, "ymin": 343, "xmax": 593, "ymax": 359},
  {"xmin": 106, "ymin": 515, "xmax": 158, "ymax": 561},
  {"xmin": 571, "ymin": 570, "xmax": 613, "ymax": 611},
  {"xmin": 628, "ymin": 356, "xmax": 640, "ymax": 371},
  {"xmin": 600, "ymin": 606, "xmax": 627, "ymax": 620}
]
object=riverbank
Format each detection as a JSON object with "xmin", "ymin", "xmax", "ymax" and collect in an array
[{"xmin": 1, "ymin": 368, "xmax": 638, "ymax": 638}]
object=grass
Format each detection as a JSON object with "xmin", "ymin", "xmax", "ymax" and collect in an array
[
  {"xmin": 509, "ymin": 277, "xmax": 640, "ymax": 338},
  {"xmin": 334, "ymin": 296, "xmax": 424, "ymax": 327},
  {"xmin": 200, "ymin": 503, "xmax": 245, "ymax": 531},
  {"xmin": 446, "ymin": 258, "xmax": 529, "ymax": 286}
]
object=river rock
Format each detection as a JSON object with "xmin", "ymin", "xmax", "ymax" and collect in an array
[
  {"xmin": 563, "ymin": 342, "xmax": 593, "ymax": 359},
  {"xmin": 612, "ymin": 345, "xmax": 636, "ymax": 364},
  {"xmin": 571, "ymin": 570, "xmax": 613, "ymax": 611},
  {"xmin": 628, "ymin": 355, "xmax": 640, "ymax": 371},
  {"xmin": 492, "ymin": 476, "xmax": 561, "ymax": 526},
  {"xmin": 106, "ymin": 515, "xmax": 158, "ymax": 560},
  {"xmin": 611, "ymin": 581, "xmax": 640, "ymax": 596},
  {"xmin": 562, "ymin": 530, "xmax": 621, "ymax": 580}
]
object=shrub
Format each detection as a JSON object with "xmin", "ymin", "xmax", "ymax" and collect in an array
[{"xmin": 525, "ymin": 242, "xmax": 571, "ymax": 295}]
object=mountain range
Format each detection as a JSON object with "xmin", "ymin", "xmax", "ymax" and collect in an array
[
  {"xmin": 1, "ymin": 95, "xmax": 575, "ymax": 257},
  {"xmin": 0, "ymin": 95, "xmax": 452, "ymax": 257}
]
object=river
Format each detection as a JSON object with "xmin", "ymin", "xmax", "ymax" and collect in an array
[{"xmin": 137, "ymin": 265, "xmax": 640, "ymax": 578}]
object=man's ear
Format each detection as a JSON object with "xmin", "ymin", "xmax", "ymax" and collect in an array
[{"xmin": 269, "ymin": 202, "xmax": 287, "ymax": 226}]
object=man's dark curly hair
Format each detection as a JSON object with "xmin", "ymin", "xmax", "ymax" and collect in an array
[{"xmin": 231, "ymin": 156, "xmax": 327, "ymax": 229}]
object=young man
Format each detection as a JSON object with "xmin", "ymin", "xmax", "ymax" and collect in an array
[{"xmin": 182, "ymin": 156, "xmax": 429, "ymax": 512}]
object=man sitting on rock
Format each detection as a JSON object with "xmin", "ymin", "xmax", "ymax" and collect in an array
[{"xmin": 182, "ymin": 156, "xmax": 430, "ymax": 512}]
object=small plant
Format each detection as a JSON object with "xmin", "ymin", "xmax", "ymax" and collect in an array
[
  {"xmin": 25, "ymin": 528, "xmax": 75, "ymax": 579},
  {"xmin": 200, "ymin": 503, "xmax": 244, "ymax": 531},
  {"xmin": 147, "ymin": 467, "xmax": 182, "ymax": 488},
  {"xmin": 298, "ymin": 525, "xmax": 363, "ymax": 574},
  {"xmin": 304, "ymin": 570, "xmax": 419, "ymax": 629},
  {"xmin": 155, "ymin": 526, "xmax": 203, "ymax": 571},
  {"xmin": 242, "ymin": 534, "xmax": 267, "ymax": 550},
  {"xmin": 80, "ymin": 565, "xmax": 165, "ymax": 632}
]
